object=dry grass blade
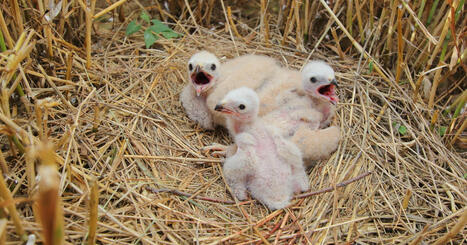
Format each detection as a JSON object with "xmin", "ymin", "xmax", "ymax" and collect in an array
[
  {"xmin": 0, "ymin": 169, "xmax": 26, "ymax": 240},
  {"xmin": 85, "ymin": 0, "xmax": 97, "ymax": 69},
  {"xmin": 87, "ymin": 178, "xmax": 99, "ymax": 245},
  {"xmin": 401, "ymin": 0, "xmax": 438, "ymax": 45},
  {"xmin": 36, "ymin": 165, "xmax": 63, "ymax": 245},
  {"xmin": 318, "ymin": 0, "xmax": 391, "ymax": 83},
  {"xmin": 35, "ymin": 141, "xmax": 64, "ymax": 245},
  {"xmin": 0, "ymin": 9, "xmax": 13, "ymax": 49},
  {"xmin": 10, "ymin": 0, "xmax": 23, "ymax": 34},
  {"xmin": 93, "ymin": 0, "xmax": 128, "ymax": 19},
  {"xmin": 427, "ymin": 0, "xmax": 461, "ymax": 108},
  {"xmin": 295, "ymin": 171, "xmax": 372, "ymax": 199},
  {"xmin": 433, "ymin": 209, "xmax": 467, "ymax": 245},
  {"xmin": 0, "ymin": 150, "xmax": 8, "ymax": 173},
  {"xmin": 146, "ymin": 187, "xmax": 235, "ymax": 204},
  {"xmin": 0, "ymin": 218, "xmax": 6, "ymax": 243}
]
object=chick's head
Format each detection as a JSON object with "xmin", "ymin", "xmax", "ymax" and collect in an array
[
  {"xmin": 214, "ymin": 87, "xmax": 259, "ymax": 123},
  {"xmin": 302, "ymin": 60, "xmax": 339, "ymax": 104},
  {"xmin": 187, "ymin": 51, "xmax": 220, "ymax": 96}
]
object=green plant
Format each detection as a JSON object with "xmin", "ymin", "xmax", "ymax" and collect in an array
[
  {"xmin": 125, "ymin": 11, "xmax": 181, "ymax": 48},
  {"xmin": 392, "ymin": 122, "xmax": 407, "ymax": 135},
  {"xmin": 438, "ymin": 126, "xmax": 447, "ymax": 137}
]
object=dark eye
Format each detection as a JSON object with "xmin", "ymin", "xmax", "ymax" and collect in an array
[
  {"xmin": 238, "ymin": 104, "xmax": 245, "ymax": 110},
  {"xmin": 310, "ymin": 77, "xmax": 317, "ymax": 83},
  {"xmin": 189, "ymin": 64, "xmax": 193, "ymax": 71},
  {"xmin": 211, "ymin": 64, "xmax": 216, "ymax": 70}
]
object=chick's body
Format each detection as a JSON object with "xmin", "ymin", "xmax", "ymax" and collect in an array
[
  {"xmin": 259, "ymin": 63, "xmax": 341, "ymax": 164},
  {"xmin": 180, "ymin": 86, "xmax": 213, "ymax": 129},
  {"xmin": 225, "ymin": 124, "xmax": 297, "ymax": 209},
  {"xmin": 218, "ymin": 88, "xmax": 309, "ymax": 210}
]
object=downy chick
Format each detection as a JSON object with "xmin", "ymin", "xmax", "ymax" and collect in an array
[
  {"xmin": 215, "ymin": 87, "xmax": 309, "ymax": 210},
  {"xmin": 289, "ymin": 60, "xmax": 340, "ymax": 162},
  {"xmin": 260, "ymin": 60, "xmax": 338, "ymax": 128},
  {"xmin": 180, "ymin": 51, "xmax": 221, "ymax": 129},
  {"xmin": 255, "ymin": 61, "xmax": 341, "ymax": 164},
  {"xmin": 299, "ymin": 60, "xmax": 339, "ymax": 128}
]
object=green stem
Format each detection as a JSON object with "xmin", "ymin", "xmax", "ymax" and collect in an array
[
  {"xmin": 453, "ymin": 98, "xmax": 465, "ymax": 118},
  {"xmin": 10, "ymin": 136, "xmax": 25, "ymax": 155},
  {"xmin": 427, "ymin": 0, "xmax": 439, "ymax": 25},
  {"xmin": 417, "ymin": 0, "xmax": 426, "ymax": 20},
  {"xmin": 440, "ymin": 34, "xmax": 450, "ymax": 62},
  {"xmin": 16, "ymin": 80, "xmax": 25, "ymax": 97},
  {"xmin": 0, "ymin": 30, "xmax": 6, "ymax": 52},
  {"xmin": 455, "ymin": 0, "xmax": 465, "ymax": 22}
]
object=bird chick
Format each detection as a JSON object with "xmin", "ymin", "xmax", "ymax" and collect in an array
[
  {"xmin": 180, "ymin": 51, "xmax": 221, "ymax": 129},
  {"xmin": 216, "ymin": 87, "xmax": 309, "ymax": 210},
  {"xmin": 300, "ymin": 60, "xmax": 339, "ymax": 128},
  {"xmin": 258, "ymin": 62, "xmax": 340, "ymax": 165},
  {"xmin": 286, "ymin": 60, "xmax": 340, "ymax": 162}
]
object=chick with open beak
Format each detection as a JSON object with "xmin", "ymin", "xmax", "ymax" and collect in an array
[
  {"xmin": 299, "ymin": 60, "xmax": 339, "ymax": 129},
  {"xmin": 180, "ymin": 51, "xmax": 221, "ymax": 129},
  {"xmin": 302, "ymin": 60, "xmax": 339, "ymax": 105},
  {"xmin": 187, "ymin": 51, "xmax": 220, "ymax": 96}
]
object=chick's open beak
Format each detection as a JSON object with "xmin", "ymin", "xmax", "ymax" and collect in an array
[
  {"xmin": 192, "ymin": 65, "xmax": 204, "ymax": 96},
  {"xmin": 194, "ymin": 65, "xmax": 200, "ymax": 74}
]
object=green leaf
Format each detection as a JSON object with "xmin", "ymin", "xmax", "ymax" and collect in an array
[
  {"xmin": 161, "ymin": 30, "xmax": 181, "ymax": 39},
  {"xmin": 369, "ymin": 61, "xmax": 374, "ymax": 73},
  {"xmin": 464, "ymin": 173, "xmax": 467, "ymax": 179},
  {"xmin": 144, "ymin": 29, "xmax": 158, "ymax": 48},
  {"xmin": 438, "ymin": 126, "xmax": 447, "ymax": 137},
  {"xmin": 0, "ymin": 30, "xmax": 7, "ymax": 52},
  {"xmin": 398, "ymin": 125, "xmax": 407, "ymax": 135},
  {"xmin": 141, "ymin": 11, "xmax": 150, "ymax": 23},
  {"xmin": 126, "ymin": 20, "xmax": 141, "ymax": 36},
  {"xmin": 150, "ymin": 19, "xmax": 172, "ymax": 33},
  {"xmin": 453, "ymin": 99, "xmax": 465, "ymax": 118}
]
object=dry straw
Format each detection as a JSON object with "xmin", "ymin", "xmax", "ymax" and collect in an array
[{"xmin": 0, "ymin": 0, "xmax": 465, "ymax": 244}]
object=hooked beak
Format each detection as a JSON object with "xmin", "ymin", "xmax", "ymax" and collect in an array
[
  {"xmin": 330, "ymin": 79, "xmax": 338, "ymax": 88},
  {"xmin": 214, "ymin": 104, "xmax": 224, "ymax": 111},
  {"xmin": 193, "ymin": 65, "xmax": 200, "ymax": 74},
  {"xmin": 214, "ymin": 102, "xmax": 235, "ymax": 115}
]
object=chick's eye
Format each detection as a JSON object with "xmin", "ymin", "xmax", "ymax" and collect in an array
[
  {"xmin": 310, "ymin": 77, "xmax": 317, "ymax": 83},
  {"xmin": 211, "ymin": 64, "xmax": 216, "ymax": 70},
  {"xmin": 238, "ymin": 104, "xmax": 245, "ymax": 110},
  {"xmin": 188, "ymin": 64, "xmax": 193, "ymax": 71}
]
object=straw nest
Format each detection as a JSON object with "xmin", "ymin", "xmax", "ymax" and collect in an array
[{"xmin": 0, "ymin": 0, "xmax": 465, "ymax": 244}]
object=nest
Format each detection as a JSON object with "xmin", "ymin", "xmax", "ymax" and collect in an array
[{"xmin": 0, "ymin": 0, "xmax": 465, "ymax": 244}]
